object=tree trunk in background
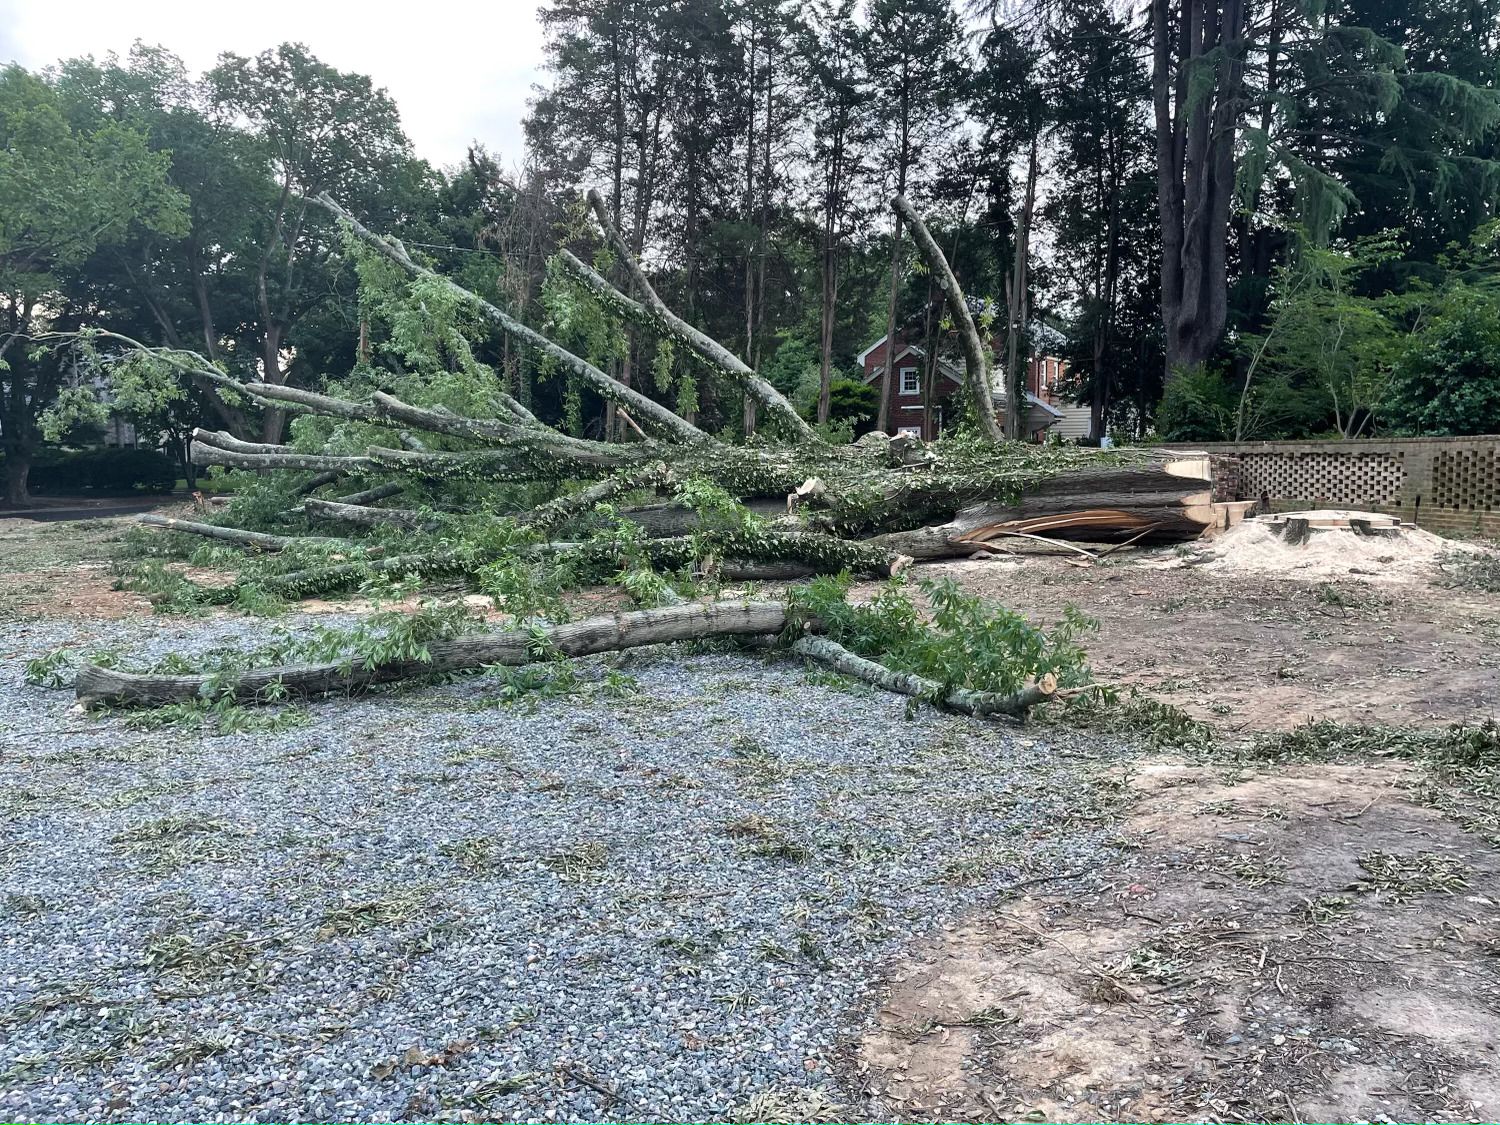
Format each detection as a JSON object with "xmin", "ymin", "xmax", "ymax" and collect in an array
[
  {"xmin": 1092, "ymin": 124, "xmax": 1124, "ymax": 442},
  {"xmin": 817, "ymin": 242, "xmax": 837, "ymax": 425},
  {"xmin": 260, "ymin": 327, "xmax": 288, "ymax": 445},
  {"xmin": 877, "ymin": 221, "xmax": 904, "ymax": 435},
  {"xmin": 1004, "ymin": 139, "xmax": 1039, "ymax": 440},
  {"xmin": 1154, "ymin": 0, "xmax": 1249, "ymax": 384},
  {"xmin": 3, "ymin": 449, "xmax": 29, "ymax": 507}
]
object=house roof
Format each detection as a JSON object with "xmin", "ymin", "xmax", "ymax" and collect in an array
[
  {"xmin": 863, "ymin": 345, "xmax": 964, "ymax": 387},
  {"xmin": 1009, "ymin": 390, "xmax": 1065, "ymax": 418}
]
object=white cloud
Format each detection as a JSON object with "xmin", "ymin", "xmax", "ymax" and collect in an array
[{"xmin": 0, "ymin": 0, "xmax": 547, "ymax": 171}]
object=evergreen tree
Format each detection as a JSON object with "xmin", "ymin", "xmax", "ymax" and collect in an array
[{"xmin": 864, "ymin": 0, "xmax": 965, "ymax": 435}]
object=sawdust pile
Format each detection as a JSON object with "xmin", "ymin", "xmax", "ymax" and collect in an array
[{"xmin": 1183, "ymin": 516, "xmax": 1480, "ymax": 581}]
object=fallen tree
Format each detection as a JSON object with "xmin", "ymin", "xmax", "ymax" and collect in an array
[
  {"xmin": 76, "ymin": 600, "xmax": 792, "ymax": 707},
  {"xmin": 63, "ymin": 192, "xmax": 1209, "ymax": 719}
]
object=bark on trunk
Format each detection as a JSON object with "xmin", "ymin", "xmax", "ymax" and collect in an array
[
  {"xmin": 876, "ymin": 220, "xmax": 904, "ymax": 436},
  {"xmin": 1155, "ymin": 0, "xmax": 1248, "ymax": 383},
  {"xmin": 894, "ymin": 195, "xmax": 1005, "ymax": 444},
  {"xmin": 138, "ymin": 514, "xmax": 344, "ymax": 551},
  {"xmin": 4, "ymin": 453, "xmax": 30, "ymax": 507},
  {"xmin": 790, "ymin": 636, "xmax": 1057, "ymax": 718},
  {"xmin": 76, "ymin": 600, "xmax": 792, "ymax": 708}
]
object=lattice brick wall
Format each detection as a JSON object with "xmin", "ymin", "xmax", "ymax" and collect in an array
[
  {"xmin": 1237, "ymin": 451, "xmax": 1405, "ymax": 507},
  {"xmin": 1433, "ymin": 448, "xmax": 1500, "ymax": 510}
]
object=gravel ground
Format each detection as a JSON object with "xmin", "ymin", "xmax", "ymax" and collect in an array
[{"xmin": 0, "ymin": 613, "xmax": 1126, "ymax": 1123}]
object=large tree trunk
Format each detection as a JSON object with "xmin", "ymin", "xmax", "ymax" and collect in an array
[
  {"xmin": 866, "ymin": 460, "xmax": 1216, "ymax": 556},
  {"xmin": 876, "ymin": 220, "xmax": 904, "ymax": 436},
  {"xmin": 1155, "ymin": 0, "xmax": 1248, "ymax": 384},
  {"xmin": 4, "ymin": 448, "xmax": 30, "ymax": 507},
  {"xmin": 1004, "ymin": 139, "xmax": 1040, "ymax": 440}
]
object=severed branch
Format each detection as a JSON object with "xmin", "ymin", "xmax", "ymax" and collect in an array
[
  {"xmin": 334, "ymin": 481, "xmax": 404, "ymax": 506},
  {"xmin": 521, "ymin": 463, "xmax": 674, "ymax": 535},
  {"xmin": 296, "ymin": 470, "xmax": 347, "ymax": 495},
  {"xmin": 580, "ymin": 191, "xmax": 817, "ymax": 442},
  {"xmin": 242, "ymin": 382, "xmax": 379, "ymax": 422},
  {"xmin": 76, "ymin": 599, "xmax": 793, "ymax": 708},
  {"xmin": 791, "ymin": 636, "xmax": 1057, "ymax": 718},
  {"xmin": 191, "ymin": 440, "xmax": 374, "ymax": 474},
  {"xmin": 302, "ymin": 498, "xmax": 438, "ymax": 532},
  {"xmin": 891, "ymin": 195, "xmax": 1006, "ymax": 445},
  {"xmin": 192, "ymin": 428, "xmax": 296, "ymax": 456},
  {"xmin": 369, "ymin": 392, "xmax": 634, "ymax": 467},
  {"xmin": 137, "ymin": 514, "xmax": 345, "ymax": 552},
  {"xmin": 309, "ymin": 192, "xmax": 711, "ymax": 446}
]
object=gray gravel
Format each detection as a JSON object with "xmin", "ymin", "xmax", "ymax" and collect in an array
[{"xmin": 0, "ymin": 613, "xmax": 1125, "ymax": 1123}]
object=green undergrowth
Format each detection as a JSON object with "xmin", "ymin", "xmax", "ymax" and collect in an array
[
  {"xmin": 1039, "ymin": 686, "xmax": 1217, "ymax": 749},
  {"xmin": 789, "ymin": 574, "xmax": 1097, "ymax": 699}
]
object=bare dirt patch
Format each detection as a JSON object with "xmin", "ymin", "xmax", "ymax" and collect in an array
[
  {"xmin": 0, "ymin": 516, "xmax": 149, "ymax": 619},
  {"xmin": 856, "ymin": 757, "xmax": 1500, "ymax": 1123},
  {"xmin": 909, "ymin": 547, "xmax": 1500, "ymax": 733}
]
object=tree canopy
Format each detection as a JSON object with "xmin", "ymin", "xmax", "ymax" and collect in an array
[{"xmin": 3, "ymin": 0, "xmax": 1500, "ymax": 506}]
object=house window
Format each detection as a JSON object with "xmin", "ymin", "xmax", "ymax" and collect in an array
[
  {"xmin": 896, "ymin": 425, "xmax": 924, "ymax": 439},
  {"xmin": 898, "ymin": 367, "xmax": 921, "ymax": 395}
]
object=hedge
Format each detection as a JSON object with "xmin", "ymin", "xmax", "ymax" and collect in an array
[{"xmin": 7, "ymin": 448, "xmax": 178, "ymax": 494}]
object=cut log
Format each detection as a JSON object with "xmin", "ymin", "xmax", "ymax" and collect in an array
[
  {"xmin": 862, "ymin": 461, "xmax": 1217, "ymax": 554},
  {"xmin": 76, "ymin": 599, "xmax": 791, "ymax": 707},
  {"xmin": 791, "ymin": 636, "xmax": 1057, "ymax": 718}
]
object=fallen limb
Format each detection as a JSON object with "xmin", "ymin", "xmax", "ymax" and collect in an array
[
  {"xmin": 191, "ymin": 440, "xmax": 374, "ymax": 474},
  {"xmin": 522, "ymin": 464, "xmax": 673, "ymax": 534},
  {"xmin": 892, "ymin": 194, "xmax": 1005, "ymax": 444},
  {"xmin": 311, "ymin": 192, "xmax": 711, "ymax": 446},
  {"xmin": 296, "ymin": 470, "xmax": 347, "ymax": 495},
  {"xmin": 581, "ymin": 192, "xmax": 815, "ymax": 442},
  {"xmin": 137, "ymin": 514, "xmax": 343, "ymax": 552},
  {"xmin": 334, "ymin": 481, "xmax": 404, "ymax": 506},
  {"xmin": 302, "ymin": 498, "xmax": 437, "ymax": 532},
  {"xmin": 790, "ymin": 635, "xmax": 1057, "ymax": 718},
  {"xmin": 75, "ymin": 599, "xmax": 791, "ymax": 707},
  {"xmin": 241, "ymin": 383, "xmax": 380, "ymax": 422},
  {"xmin": 226, "ymin": 550, "xmax": 458, "ymax": 601}
]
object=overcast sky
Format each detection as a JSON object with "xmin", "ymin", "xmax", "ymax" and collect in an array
[{"xmin": 0, "ymin": 0, "xmax": 548, "ymax": 171}]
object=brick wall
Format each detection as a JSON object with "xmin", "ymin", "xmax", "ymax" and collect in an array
[
  {"xmin": 1158, "ymin": 436, "xmax": 1500, "ymax": 537},
  {"xmin": 861, "ymin": 344, "xmax": 961, "ymax": 440}
]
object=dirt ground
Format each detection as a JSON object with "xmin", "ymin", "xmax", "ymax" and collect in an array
[
  {"xmin": 4, "ymin": 508, "xmax": 1499, "ymax": 1123},
  {"xmin": 857, "ymin": 758, "xmax": 1500, "ymax": 1123},
  {"xmin": 849, "ymin": 535, "xmax": 1500, "ymax": 1123},
  {"xmin": 911, "ymin": 550, "xmax": 1500, "ymax": 734},
  {"xmin": 0, "ymin": 515, "xmax": 147, "ymax": 620}
]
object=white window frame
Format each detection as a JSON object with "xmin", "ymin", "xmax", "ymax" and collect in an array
[
  {"xmin": 898, "ymin": 366, "xmax": 921, "ymax": 396},
  {"xmin": 896, "ymin": 425, "xmax": 924, "ymax": 439}
]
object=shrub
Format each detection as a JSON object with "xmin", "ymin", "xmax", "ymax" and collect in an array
[
  {"xmin": 23, "ymin": 447, "xmax": 177, "ymax": 494},
  {"xmin": 1155, "ymin": 364, "xmax": 1236, "ymax": 441},
  {"xmin": 1383, "ymin": 290, "xmax": 1500, "ymax": 436}
]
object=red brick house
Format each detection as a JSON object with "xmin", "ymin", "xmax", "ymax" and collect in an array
[
  {"xmin": 1028, "ymin": 354, "xmax": 1095, "ymax": 441},
  {"xmin": 858, "ymin": 334, "xmax": 1065, "ymax": 441}
]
